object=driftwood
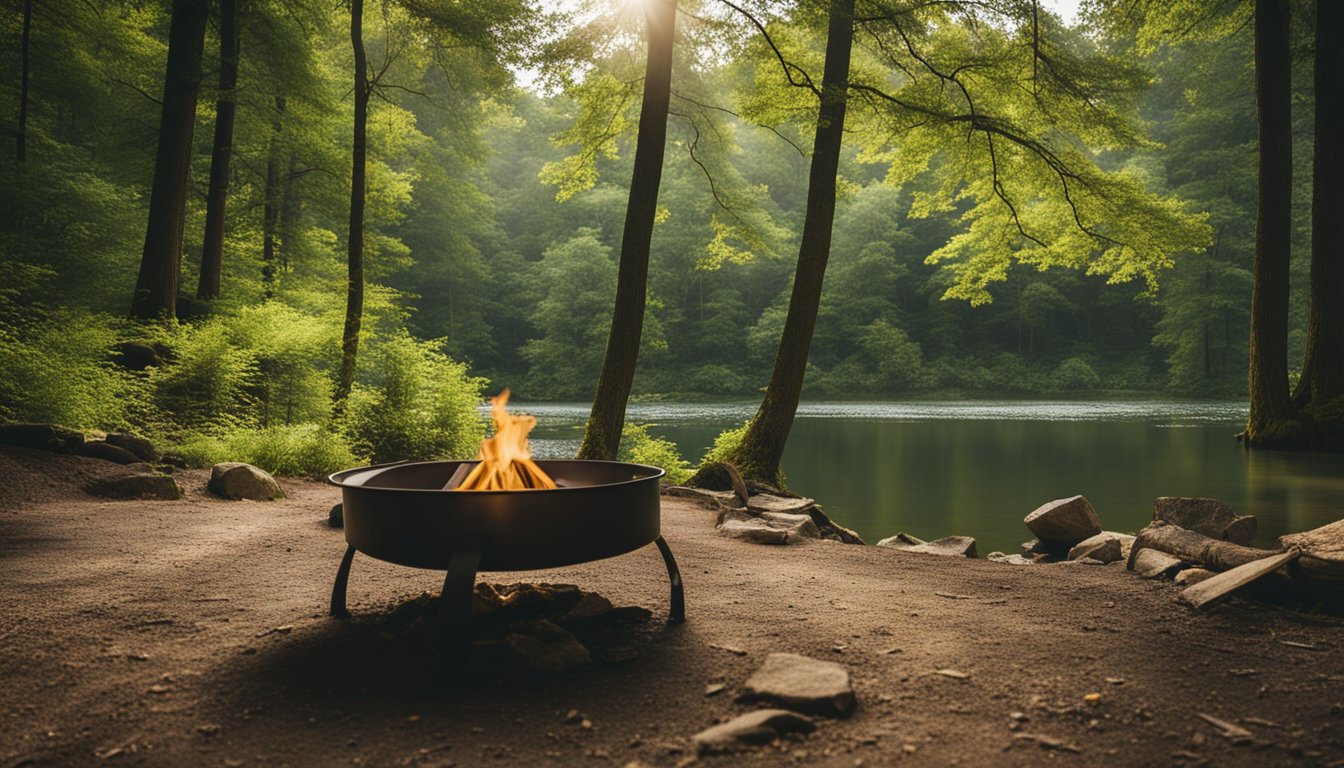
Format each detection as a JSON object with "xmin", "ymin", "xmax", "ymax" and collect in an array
[
  {"xmin": 1178, "ymin": 548, "xmax": 1301, "ymax": 609},
  {"xmin": 1127, "ymin": 522, "xmax": 1272, "ymax": 572}
]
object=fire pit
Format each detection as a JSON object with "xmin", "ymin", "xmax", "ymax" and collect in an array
[{"xmin": 327, "ymin": 459, "xmax": 683, "ymax": 631}]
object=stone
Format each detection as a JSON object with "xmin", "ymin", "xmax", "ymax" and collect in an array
[
  {"xmin": 0, "ymin": 423, "xmax": 84, "ymax": 453},
  {"xmin": 747, "ymin": 494, "xmax": 816, "ymax": 515},
  {"xmin": 112, "ymin": 341, "xmax": 162, "ymax": 370},
  {"xmin": 877, "ymin": 535, "xmax": 977, "ymax": 559},
  {"xmin": 1223, "ymin": 516, "xmax": 1258, "ymax": 546},
  {"xmin": 988, "ymin": 552, "xmax": 1037, "ymax": 565},
  {"xmin": 558, "ymin": 591, "xmax": 613, "ymax": 622},
  {"xmin": 808, "ymin": 506, "xmax": 865, "ymax": 545},
  {"xmin": 88, "ymin": 473, "xmax": 182, "ymax": 500},
  {"xmin": 692, "ymin": 709, "xmax": 816, "ymax": 753},
  {"xmin": 1152, "ymin": 497, "xmax": 1237, "ymax": 539},
  {"xmin": 158, "ymin": 454, "xmax": 188, "ymax": 469},
  {"xmin": 1024, "ymin": 495, "xmax": 1102, "ymax": 547},
  {"xmin": 104, "ymin": 432, "xmax": 159, "ymax": 463},
  {"xmin": 739, "ymin": 652, "xmax": 855, "ymax": 717},
  {"xmin": 208, "ymin": 462, "xmax": 283, "ymax": 500},
  {"xmin": 717, "ymin": 509, "xmax": 819, "ymax": 545},
  {"xmin": 498, "ymin": 620, "xmax": 591, "ymax": 673},
  {"xmin": 1131, "ymin": 548, "xmax": 1184, "ymax": 579},
  {"xmin": 327, "ymin": 503, "xmax": 344, "ymax": 528},
  {"xmin": 78, "ymin": 440, "xmax": 142, "ymax": 465},
  {"xmin": 661, "ymin": 485, "xmax": 736, "ymax": 507},
  {"xmin": 1066, "ymin": 532, "xmax": 1130, "ymax": 564},
  {"xmin": 1175, "ymin": 568, "xmax": 1217, "ymax": 586}
]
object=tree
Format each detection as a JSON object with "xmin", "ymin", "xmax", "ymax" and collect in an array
[
  {"xmin": 130, "ymin": 0, "xmax": 209, "ymax": 320},
  {"xmin": 334, "ymin": 0, "xmax": 369, "ymax": 407},
  {"xmin": 1293, "ymin": 0, "xmax": 1344, "ymax": 441},
  {"xmin": 197, "ymin": 0, "xmax": 241, "ymax": 301},
  {"xmin": 1240, "ymin": 0, "xmax": 1298, "ymax": 446},
  {"xmin": 576, "ymin": 0, "xmax": 678, "ymax": 461},
  {"xmin": 16, "ymin": 0, "xmax": 31, "ymax": 164},
  {"xmin": 692, "ymin": 0, "xmax": 855, "ymax": 487}
]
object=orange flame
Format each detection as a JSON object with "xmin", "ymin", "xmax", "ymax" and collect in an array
[{"xmin": 450, "ymin": 389, "xmax": 556, "ymax": 491}]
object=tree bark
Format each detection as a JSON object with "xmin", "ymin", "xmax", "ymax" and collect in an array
[
  {"xmin": 575, "ymin": 0, "xmax": 677, "ymax": 460},
  {"xmin": 1293, "ymin": 0, "xmax": 1344, "ymax": 434},
  {"xmin": 335, "ymin": 0, "xmax": 368, "ymax": 407},
  {"xmin": 131, "ymin": 0, "xmax": 209, "ymax": 320},
  {"xmin": 261, "ymin": 96, "xmax": 285, "ymax": 299},
  {"xmin": 697, "ymin": 0, "xmax": 854, "ymax": 487},
  {"xmin": 17, "ymin": 0, "xmax": 32, "ymax": 164},
  {"xmin": 1242, "ymin": 0, "xmax": 1298, "ymax": 446},
  {"xmin": 196, "ymin": 0, "xmax": 240, "ymax": 301}
]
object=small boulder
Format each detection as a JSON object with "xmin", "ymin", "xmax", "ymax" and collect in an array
[
  {"xmin": 739, "ymin": 652, "xmax": 855, "ymax": 717},
  {"xmin": 1131, "ymin": 548, "xmax": 1184, "ymax": 579},
  {"xmin": 877, "ymin": 535, "xmax": 977, "ymax": 559},
  {"xmin": 1175, "ymin": 568, "xmax": 1217, "ymax": 586},
  {"xmin": 111, "ymin": 341, "xmax": 162, "ymax": 370},
  {"xmin": 104, "ymin": 432, "xmax": 159, "ymax": 463},
  {"xmin": 498, "ymin": 620, "xmax": 590, "ymax": 673},
  {"xmin": 988, "ymin": 552, "xmax": 1037, "ymax": 565},
  {"xmin": 88, "ymin": 473, "xmax": 182, "ymax": 500},
  {"xmin": 717, "ymin": 509, "xmax": 819, "ymax": 545},
  {"xmin": 78, "ymin": 440, "xmax": 142, "ymax": 465},
  {"xmin": 1024, "ymin": 495, "xmax": 1102, "ymax": 548},
  {"xmin": 747, "ymin": 494, "xmax": 816, "ymax": 515},
  {"xmin": 1066, "ymin": 532, "xmax": 1131, "ymax": 564},
  {"xmin": 1153, "ymin": 497, "xmax": 1237, "ymax": 539},
  {"xmin": 693, "ymin": 709, "xmax": 816, "ymax": 754},
  {"xmin": 208, "ymin": 462, "xmax": 283, "ymax": 500},
  {"xmin": 328, "ymin": 503, "xmax": 344, "ymax": 528},
  {"xmin": 0, "ymin": 423, "xmax": 84, "ymax": 453}
]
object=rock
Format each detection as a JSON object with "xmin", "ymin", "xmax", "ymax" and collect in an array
[
  {"xmin": 739, "ymin": 652, "xmax": 855, "ymax": 717},
  {"xmin": 112, "ymin": 341, "xmax": 162, "ymax": 370},
  {"xmin": 692, "ymin": 709, "xmax": 816, "ymax": 753},
  {"xmin": 104, "ymin": 432, "xmax": 159, "ymax": 462},
  {"xmin": 158, "ymin": 453, "xmax": 188, "ymax": 469},
  {"xmin": 1223, "ymin": 515, "xmax": 1258, "ymax": 546},
  {"xmin": 1131, "ymin": 548, "xmax": 1184, "ymax": 579},
  {"xmin": 208, "ymin": 462, "xmax": 283, "ymax": 500},
  {"xmin": 328, "ymin": 503, "xmax": 344, "ymax": 528},
  {"xmin": 747, "ymin": 494, "xmax": 816, "ymax": 514},
  {"xmin": 1024, "ymin": 495, "xmax": 1102, "ymax": 548},
  {"xmin": 807, "ymin": 506, "xmax": 865, "ymax": 545},
  {"xmin": 1021, "ymin": 538, "xmax": 1054, "ymax": 556},
  {"xmin": 717, "ymin": 509, "xmax": 819, "ymax": 545},
  {"xmin": 0, "ymin": 423, "xmax": 84, "ymax": 453},
  {"xmin": 1175, "ymin": 568, "xmax": 1217, "ymax": 586},
  {"xmin": 1153, "ymin": 497, "xmax": 1238, "ymax": 539},
  {"xmin": 877, "ymin": 535, "xmax": 977, "ymax": 558},
  {"xmin": 1066, "ymin": 532, "xmax": 1130, "ymax": 564},
  {"xmin": 661, "ymin": 485, "xmax": 736, "ymax": 507},
  {"xmin": 988, "ymin": 552, "xmax": 1037, "ymax": 565},
  {"xmin": 558, "ymin": 591, "xmax": 613, "ymax": 622},
  {"xmin": 88, "ymin": 473, "xmax": 182, "ymax": 500},
  {"xmin": 78, "ymin": 440, "xmax": 142, "ymax": 465},
  {"xmin": 498, "ymin": 620, "xmax": 590, "ymax": 673}
]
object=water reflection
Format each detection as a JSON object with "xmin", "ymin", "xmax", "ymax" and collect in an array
[{"xmin": 520, "ymin": 401, "xmax": 1343, "ymax": 553}]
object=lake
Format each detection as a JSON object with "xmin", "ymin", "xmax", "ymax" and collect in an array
[{"xmin": 519, "ymin": 400, "xmax": 1344, "ymax": 555}]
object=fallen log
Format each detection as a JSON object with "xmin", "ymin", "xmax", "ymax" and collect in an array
[
  {"xmin": 1178, "ymin": 548, "xmax": 1301, "ymax": 609},
  {"xmin": 1129, "ymin": 520, "xmax": 1344, "ymax": 585}
]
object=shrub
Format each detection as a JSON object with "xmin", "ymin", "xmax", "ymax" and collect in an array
[
  {"xmin": 173, "ymin": 424, "xmax": 358, "ymax": 477},
  {"xmin": 619, "ymin": 423, "xmax": 692, "ymax": 484},
  {"xmin": 1052, "ymin": 357, "xmax": 1102, "ymax": 391},
  {"xmin": 151, "ymin": 321, "xmax": 259, "ymax": 430},
  {"xmin": 341, "ymin": 333, "xmax": 486, "ymax": 464},
  {"xmin": 698, "ymin": 420, "xmax": 751, "ymax": 466}
]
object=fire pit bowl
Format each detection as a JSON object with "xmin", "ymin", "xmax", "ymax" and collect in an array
[{"xmin": 327, "ymin": 459, "xmax": 683, "ymax": 629}]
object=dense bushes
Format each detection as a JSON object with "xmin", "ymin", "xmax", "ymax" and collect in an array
[{"xmin": 618, "ymin": 423, "xmax": 692, "ymax": 483}]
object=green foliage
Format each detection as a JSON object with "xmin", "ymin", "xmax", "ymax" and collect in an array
[
  {"xmin": 520, "ymin": 230, "xmax": 617, "ymax": 399},
  {"xmin": 1052, "ymin": 358, "xmax": 1103, "ymax": 391},
  {"xmin": 699, "ymin": 420, "xmax": 751, "ymax": 466},
  {"xmin": 618, "ymin": 423, "xmax": 692, "ymax": 484},
  {"xmin": 340, "ymin": 334, "xmax": 486, "ymax": 464},
  {"xmin": 173, "ymin": 424, "xmax": 358, "ymax": 477},
  {"xmin": 151, "ymin": 323, "xmax": 260, "ymax": 431}
]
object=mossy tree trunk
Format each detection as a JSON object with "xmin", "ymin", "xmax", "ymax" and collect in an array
[
  {"xmin": 696, "ymin": 0, "xmax": 854, "ymax": 487},
  {"xmin": 131, "ymin": 0, "xmax": 208, "ymax": 320},
  {"xmin": 1242, "ymin": 0, "xmax": 1299, "ymax": 447},
  {"xmin": 197, "ymin": 0, "xmax": 240, "ymax": 301},
  {"xmin": 576, "ymin": 0, "xmax": 677, "ymax": 461}
]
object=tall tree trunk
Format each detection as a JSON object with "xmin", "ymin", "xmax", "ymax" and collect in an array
[
  {"xmin": 335, "ymin": 0, "xmax": 368, "ymax": 407},
  {"xmin": 17, "ymin": 0, "xmax": 32, "ymax": 163},
  {"xmin": 1242, "ymin": 0, "xmax": 1298, "ymax": 446},
  {"xmin": 196, "ymin": 0, "xmax": 240, "ymax": 301},
  {"xmin": 261, "ymin": 96, "xmax": 285, "ymax": 299},
  {"xmin": 131, "ymin": 0, "xmax": 208, "ymax": 320},
  {"xmin": 278, "ymin": 155, "xmax": 300, "ymax": 273},
  {"xmin": 1293, "ymin": 0, "xmax": 1344, "ymax": 434},
  {"xmin": 695, "ymin": 0, "xmax": 854, "ymax": 487},
  {"xmin": 575, "ymin": 0, "xmax": 677, "ymax": 460}
]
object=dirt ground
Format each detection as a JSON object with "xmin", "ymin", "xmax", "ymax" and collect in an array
[{"xmin": 1, "ymin": 446, "xmax": 1342, "ymax": 767}]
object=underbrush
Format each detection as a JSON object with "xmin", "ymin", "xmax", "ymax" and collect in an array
[{"xmin": 173, "ymin": 424, "xmax": 358, "ymax": 477}]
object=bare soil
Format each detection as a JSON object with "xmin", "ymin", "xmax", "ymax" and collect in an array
[{"xmin": 1, "ymin": 445, "xmax": 1342, "ymax": 767}]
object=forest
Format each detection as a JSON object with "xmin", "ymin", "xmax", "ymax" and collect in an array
[{"xmin": 0, "ymin": 0, "xmax": 1340, "ymax": 479}]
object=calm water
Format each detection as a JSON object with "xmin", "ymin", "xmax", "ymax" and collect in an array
[{"xmin": 517, "ymin": 401, "xmax": 1344, "ymax": 554}]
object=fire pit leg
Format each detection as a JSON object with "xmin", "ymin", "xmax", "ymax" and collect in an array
[
  {"xmin": 654, "ymin": 535, "xmax": 684, "ymax": 623},
  {"xmin": 439, "ymin": 540, "xmax": 483, "ymax": 632},
  {"xmin": 330, "ymin": 544, "xmax": 357, "ymax": 618}
]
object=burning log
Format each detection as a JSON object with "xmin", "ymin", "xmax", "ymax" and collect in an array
[{"xmin": 445, "ymin": 389, "xmax": 556, "ymax": 491}]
